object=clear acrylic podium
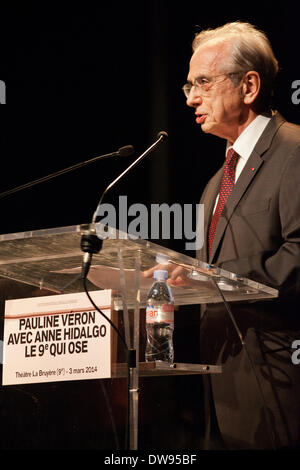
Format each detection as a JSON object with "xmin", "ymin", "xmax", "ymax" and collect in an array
[{"xmin": 0, "ymin": 222, "xmax": 278, "ymax": 449}]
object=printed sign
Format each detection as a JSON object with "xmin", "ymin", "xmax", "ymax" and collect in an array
[{"xmin": 2, "ymin": 289, "xmax": 112, "ymax": 385}]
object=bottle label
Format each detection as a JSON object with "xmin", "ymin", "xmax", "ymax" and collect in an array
[{"xmin": 146, "ymin": 304, "xmax": 174, "ymax": 324}]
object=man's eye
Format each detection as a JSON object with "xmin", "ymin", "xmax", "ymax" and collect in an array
[{"xmin": 197, "ymin": 78, "xmax": 209, "ymax": 85}]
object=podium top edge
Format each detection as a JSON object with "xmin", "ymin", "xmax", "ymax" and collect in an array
[
  {"xmin": 0, "ymin": 224, "xmax": 82, "ymax": 241},
  {"xmin": 0, "ymin": 223, "xmax": 278, "ymax": 298}
]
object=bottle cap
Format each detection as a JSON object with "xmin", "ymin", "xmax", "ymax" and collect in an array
[
  {"xmin": 154, "ymin": 269, "xmax": 168, "ymax": 281},
  {"xmin": 155, "ymin": 253, "xmax": 169, "ymax": 265}
]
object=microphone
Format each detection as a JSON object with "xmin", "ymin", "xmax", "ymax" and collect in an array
[
  {"xmin": 117, "ymin": 145, "xmax": 135, "ymax": 157},
  {"xmin": 81, "ymin": 131, "xmax": 168, "ymax": 278},
  {"xmin": 92, "ymin": 131, "xmax": 168, "ymax": 223},
  {"xmin": 0, "ymin": 145, "xmax": 135, "ymax": 200}
]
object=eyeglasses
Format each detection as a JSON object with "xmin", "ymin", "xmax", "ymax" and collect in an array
[{"xmin": 182, "ymin": 72, "xmax": 242, "ymax": 98}]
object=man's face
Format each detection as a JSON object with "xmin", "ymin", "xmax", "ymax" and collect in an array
[{"xmin": 186, "ymin": 41, "xmax": 247, "ymax": 142}]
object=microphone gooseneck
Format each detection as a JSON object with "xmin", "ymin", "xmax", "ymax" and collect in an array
[
  {"xmin": 81, "ymin": 131, "xmax": 168, "ymax": 279},
  {"xmin": 92, "ymin": 131, "xmax": 168, "ymax": 224},
  {"xmin": 0, "ymin": 145, "xmax": 135, "ymax": 200}
]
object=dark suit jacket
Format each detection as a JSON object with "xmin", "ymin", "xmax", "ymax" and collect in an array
[
  {"xmin": 197, "ymin": 112, "xmax": 300, "ymax": 449},
  {"xmin": 198, "ymin": 111, "xmax": 300, "ymax": 298}
]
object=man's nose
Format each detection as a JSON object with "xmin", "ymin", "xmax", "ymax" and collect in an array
[{"xmin": 186, "ymin": 86, "xmax": 203, "ymax": 107}]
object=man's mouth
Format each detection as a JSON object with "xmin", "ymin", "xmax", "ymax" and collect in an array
[{"xmin": 195, "ymin": 113, "xmax": 207, "ymax": 124}]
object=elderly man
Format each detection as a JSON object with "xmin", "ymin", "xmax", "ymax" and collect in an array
[
  {"xmin": 181, "ymin": 22, "xmax": 300, "ymax": 450},
  {"xmin": 184, "ymin": 22, "xmax": 300, "ymax": 293}
]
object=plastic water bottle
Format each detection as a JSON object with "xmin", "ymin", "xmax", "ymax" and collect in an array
[{"xmin": 145, "ymin": 269, "xmax": 174, "ymax": 363}]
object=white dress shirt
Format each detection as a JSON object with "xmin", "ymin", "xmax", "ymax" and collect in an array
[{"xmin": 213, "ymin": 114, "xmax": 271, "ymax": 212}]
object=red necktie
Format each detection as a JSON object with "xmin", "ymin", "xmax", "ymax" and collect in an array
[{"xmin": 208, "ymin": 148, "xmax": 239, "ymax": 256}]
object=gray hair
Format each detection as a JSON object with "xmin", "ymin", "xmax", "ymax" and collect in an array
[{"xmin": 192, "ymin": 22, "xmax": 279, "ymax": 112}]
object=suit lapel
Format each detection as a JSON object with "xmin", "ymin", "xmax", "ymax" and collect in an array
[
  {"xmin": 209, "ymin": 151, "xmax": 263, "ymax": 262},
  {"xmin": 208, "ymin": 112, "xmax": 286, "ymax": 264}
]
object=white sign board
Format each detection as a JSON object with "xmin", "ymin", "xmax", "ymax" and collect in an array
[{"xmin": 2, "ymin": 289, "xmax": 112, "ymax": 385}]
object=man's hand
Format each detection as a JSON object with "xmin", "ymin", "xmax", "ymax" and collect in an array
[{"xmin": 143, "ymin": 262, "xmax": 214, "ymax": 288}]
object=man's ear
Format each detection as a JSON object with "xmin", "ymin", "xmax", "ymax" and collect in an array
[{"xmin": 242, "ymin": 71, "xmax": 261, "ymax": 105}]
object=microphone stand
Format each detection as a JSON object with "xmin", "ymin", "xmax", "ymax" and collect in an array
[{"xmin": 80, "ymin": 131, "xmax": 168, "ymax": 450}]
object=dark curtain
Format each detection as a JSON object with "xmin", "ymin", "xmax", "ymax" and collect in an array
[{"xmin": 1, "ymin": 1, "xmax": 299, "ymax": 255}]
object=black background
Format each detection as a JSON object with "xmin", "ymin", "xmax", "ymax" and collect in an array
[{"xmin": 1, "ymin": 1, "xmax": 299, "ymax": 256}]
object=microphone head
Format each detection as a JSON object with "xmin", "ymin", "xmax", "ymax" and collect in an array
[
  {"xmin": 118, "ymin": 145, "xmax": 135, "ymax": 157},
  {"xmin": 157, "ymin": 131, "xmax": 168, "ymax": 141}
]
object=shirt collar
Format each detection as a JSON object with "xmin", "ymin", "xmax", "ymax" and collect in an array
[{"xmin": 226, "ymin": 114, "xmax": 271, "ymax": 161}]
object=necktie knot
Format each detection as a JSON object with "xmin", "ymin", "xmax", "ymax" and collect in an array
[
  {"xmin": 225, "ymin": 148, "xmax": 239, "ymax": 168},
  {"xmin": 225, "ymin": 148, "xmax": 239, "ymax": 169}
]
